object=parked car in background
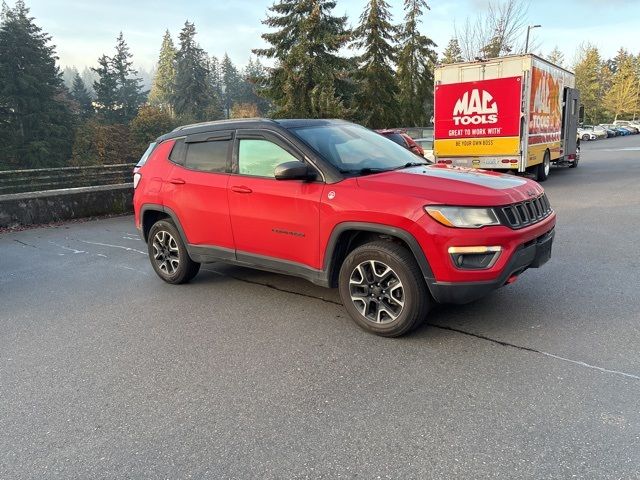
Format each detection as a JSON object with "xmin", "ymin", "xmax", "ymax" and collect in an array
[
  {"xmin": 612, "ymin": 126, "xmax": 632, "ymax": 136},
  {"xmin": 598, "ymin": 126, "xmax": 617, "ymax": 137},
  {"xmin": 376, "ymin": 129, "xmax": 424, "ymax": 157},
  {"xmin": 613, "ymin": 120, "xmax": 640, "ymax": 132},
  {"xmin": 577, "ymin": 128, "xmax": 597, "ymax": 141},
  {"xmin": 601, "ymin": 124, "xmax": 629, "ymax": 136},
  {"xmin": 404, "ymin": 127, "xmax": 433, "ymax": 140},
  {"xmin": 413, "ymin": 137, "xmax": 434, "ymax": 163},
  {"xmin": 620, "ymin": 125, "xmax": 639, "ymax": 134},
  {"xmin": 581, "ymin": 125, "xmax": 607, "ymax": 139}
]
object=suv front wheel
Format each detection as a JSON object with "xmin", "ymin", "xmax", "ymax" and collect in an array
[
  {"xmin": 338, "ymin": 241, "xmax": 430, "ymax": 337},
  {"xmin": 147, "ymin": 219, "xmax": 200, "ymax": 284}
]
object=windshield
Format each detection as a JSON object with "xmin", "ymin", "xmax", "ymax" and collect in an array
[{"xmin": 291, "ymin": 124, "xmax": 425, "ymax": 175}]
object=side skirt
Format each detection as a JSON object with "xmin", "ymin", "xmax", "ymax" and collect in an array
[{"xmin": 186, "ymin": 244, "xmax": 330, "ymax": 288}]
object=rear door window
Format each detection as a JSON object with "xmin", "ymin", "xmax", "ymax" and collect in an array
[{"xmin": 185, "ymin": 139, "xmax": 230, "ymax": 172}]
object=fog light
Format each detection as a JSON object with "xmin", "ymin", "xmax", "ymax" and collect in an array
[{"xmin": 448, "ymin": 246, "xmax": 502, "ymax": 269}]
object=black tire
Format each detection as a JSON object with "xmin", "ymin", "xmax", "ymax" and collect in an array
[
  {"xmin": 338, "ymin": 241, "xmax": 430, "ymax": 337},
  {"xmin": 147, "ymin": 220, "xmax": 200, "ymax": 284},
  {"xmin": 569, "ymin": 154, "xmax": 579, "ymax": 168},
  {"xmin": 581, "ymin": 134, "xmax": 589, "ymax": 141},
  {"xmin": 536, "ymin": 150, "xmax": 551, "ymax": 182}
]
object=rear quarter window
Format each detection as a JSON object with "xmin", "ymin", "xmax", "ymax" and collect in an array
[
  {"xmin": 169, "ymin": 138, "xmax": 187, "ymax": 166},
  {"xmin": 136, "ymin": 142, "xmax": 158, "ymax": 168}
]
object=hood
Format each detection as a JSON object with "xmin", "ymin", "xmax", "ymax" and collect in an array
[{"xmin": 356, "ymin": 165, "xmax": 543, "ymax": 206}]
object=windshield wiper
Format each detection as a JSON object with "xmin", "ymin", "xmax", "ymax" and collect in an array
[
  {"xmin": 338, "ymin": 167, "xmax": 393, "ymax": 176},
  {"xmin": 393, "ymin": 161, "xmax": 427, "ymax": 170}
]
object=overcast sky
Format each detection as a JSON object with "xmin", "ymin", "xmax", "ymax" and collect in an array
[{"xmin": 19, "ymin": 0, "xmax": 640, "ymax": 72}]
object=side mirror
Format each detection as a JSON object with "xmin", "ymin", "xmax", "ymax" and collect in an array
[{"xmin": 274, "ymin": 161, "xmax": 314, "ymax": 181}]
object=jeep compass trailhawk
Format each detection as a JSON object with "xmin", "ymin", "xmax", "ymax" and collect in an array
[{"xmin": 134, "ymin": 119, "xmax": 555, "ymax": 337}]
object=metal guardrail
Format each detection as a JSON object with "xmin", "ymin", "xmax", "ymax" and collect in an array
[{"xmin": 0, "ymin": 164, "xmax": 136, "ymax": 195}]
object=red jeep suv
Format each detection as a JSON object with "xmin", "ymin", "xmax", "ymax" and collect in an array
[{"xmin": 134, "ymin": 119, "xmax": 555, "ymax": 337}]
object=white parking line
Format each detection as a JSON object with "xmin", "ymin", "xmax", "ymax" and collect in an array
[{"xmin": 76, "ymin": 239, "xmax": 147, "ymax": 255}]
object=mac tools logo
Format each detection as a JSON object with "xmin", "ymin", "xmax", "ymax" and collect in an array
[{"xmin": 452, "ymin": 89, "xmax": 498, "ymax": 126}]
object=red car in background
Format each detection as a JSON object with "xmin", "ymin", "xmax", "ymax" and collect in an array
[{"xmin": 376, "ymin": 129, "xmax": 425, "ymax": 157}]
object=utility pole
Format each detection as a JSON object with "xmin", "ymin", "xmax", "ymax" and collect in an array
[{"xmin": 525, "ymin": 25, "xmax": 541, "ymax": 53}]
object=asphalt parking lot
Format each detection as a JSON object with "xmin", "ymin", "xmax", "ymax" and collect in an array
[{"xmin": 1, "ymin": 135, "xmax": 639, "ymax": 479}]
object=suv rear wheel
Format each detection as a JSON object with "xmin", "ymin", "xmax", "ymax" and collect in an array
[
  {"xmin": 148, "ymin": 219, "xmax": 200, "ymax": 284},
  {"xmin": 338, "ymin": 241, "xmax": 430, "ymax": 337}
]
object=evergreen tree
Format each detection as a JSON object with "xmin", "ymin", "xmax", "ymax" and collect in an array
[
  {"xmin": 80, "ymin": 66, "xmax": 98, "ymax": 97},
  {"xmin": 111, "ymin": 32, "xmax": 146, "ymax": 122},
  {"xmin": 209, "ymin": 55, "xmax": 223, "ymax": 100},
  {"xmin": 574, "ymin": 44, "xmax": 603, "ymax": 124},
  {"xmin": 149, "ymin": 30, "xmax": 176, "ymax": 111},
  {"xmin": 0, "ymin": 0, "xmax": 73, "ymax": 169},
  {"xmin": 71, "ymin": 72, "xmax": 93, "ymax": 117},
  {"xmin": 254, "ymin": 0, "xmax": 350, "ymax": 118},
  {"xmin": 239, "ymin": 57, "xmax": 271, "ymax": 115},
  {"xmin": 221, "ymin": 53, "xmax": 242, "ymax": 118},
  {"xmin": 92, "ymin": 33, "xmax": 145, "ymax": 123},
  {"xmin": 92, "ymin": 54, "xmax": 118, "ymax": 120},
  {"xmin": 351, "ymin": 0, "xmax": 399, "ymax": 128},
  {"xmin": 546, "ymin": 46, "xmax": 564, "ymax": 67},
  {"xmin": 441, "ymin": 37, "xmax": 463, "ymax": 64},
  {"xmin": 480, "ymin": 30, "xmax": 508, "ymax": 58},
  {"xmin": 172, "ymin": 21, "xmax": 219, "ymax": 122},
  {"xmin": 396, "ymin": 0, "xmax": 437, "ymax": 126},
  {"xmin": 62, "ymin": 65, "xmax": 78, "ymax": 90}
]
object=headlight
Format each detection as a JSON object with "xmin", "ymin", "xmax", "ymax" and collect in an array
[{"xmin": 425, "ymin": 206, "xmax": 501, "ymax": 228}]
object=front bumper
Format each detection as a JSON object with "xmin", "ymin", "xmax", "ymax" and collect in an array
[{"xmin": 428, "ymin": 228, "xmax": 554, "ymax": 304}]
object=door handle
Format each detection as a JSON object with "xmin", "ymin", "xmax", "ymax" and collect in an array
[
  {"xmin": 231, "ymin": 185, "xmax": 252, "ymax": 194},
  {"xmin": 169, "ymin": 178, "xmax": 185, "ymax": 185}
]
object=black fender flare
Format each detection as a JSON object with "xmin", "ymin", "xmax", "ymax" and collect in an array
[
  {"xmin": 139, "ymin": 203, "xmax": 189, "ymax": 244},
  {"xmin": 323, "ymin": 222, "xmax": 435, "ymax": 285}
]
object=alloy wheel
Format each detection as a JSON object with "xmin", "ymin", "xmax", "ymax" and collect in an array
[
  {"xmin": 152, "ymin": 230, "xmax": 180, "ymax": 275},
  {"xmin": 349, "ymin": 260, "xmax": 405, "ymax": 324}
]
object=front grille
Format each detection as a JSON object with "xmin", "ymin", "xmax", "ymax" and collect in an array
[{"xmin": 499, "ymin": 193, "xmax": 552, "ymax": 229}]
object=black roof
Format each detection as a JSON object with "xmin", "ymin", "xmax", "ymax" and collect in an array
[{"xmin": 157, "ymin": 118, "xmax": 351, "ymax": 142}]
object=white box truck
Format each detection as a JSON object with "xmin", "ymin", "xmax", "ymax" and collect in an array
[{"xmin": 433, "ymin": 54, "xmax": 580, "ymax": 181}]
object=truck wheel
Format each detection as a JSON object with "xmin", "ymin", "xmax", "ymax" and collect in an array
[
  {"xmin": 536, "ymin": 151, "xmax": 551, "ymax": 182},
  {"xmin": 148, "ymin": 219, "xmax": 200, "ymax": 284},
  {"xmin": 338, "ymin": 241, "xmax": 430, "ymax": 337},
  {"xmin": 569, "ymin": 155, "xmax": 579, "ymax": 168}
]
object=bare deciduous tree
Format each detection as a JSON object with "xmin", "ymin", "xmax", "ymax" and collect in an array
[{"xmin": 455, "ymin": 0, "xmax": 533, "ymax": 61}]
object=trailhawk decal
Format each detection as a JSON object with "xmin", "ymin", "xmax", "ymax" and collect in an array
[
  {"xmin": 401, "ymin": 166, "xmax": 528, "ymax": 189},
  {"xmin": 435, "ymin": 77, "xmax": 522, "ymax": 141}
]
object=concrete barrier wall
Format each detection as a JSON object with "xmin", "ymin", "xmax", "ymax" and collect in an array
[
  {"xmin": 0, "ymin": 184, "xmax": 133, "ymax": 228},
  {"xmin": 0, "ymin": 164, "xmax": 135, "ymax": 195}
]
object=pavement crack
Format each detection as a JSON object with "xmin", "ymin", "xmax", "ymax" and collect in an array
[
  {"xmin": 203, "ymin": 267, "xmax": 640, "ymax": 382},
  {"xmin": 202, "ymin": 268, "xmax": 341, "ymax": 306},
  {"xmin": 430, "ymin": 324, "xmax": 640, "ymax": 381},
  {"xmin": 14, "ymin": 239, "xmax": 36, "ymax": 248}
]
